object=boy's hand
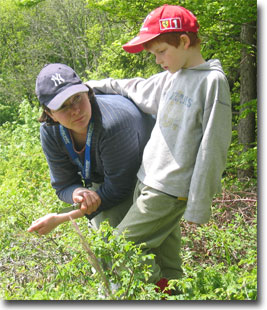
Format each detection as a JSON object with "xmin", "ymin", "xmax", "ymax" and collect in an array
[
  {"xmin": 28, "ymin": 213, "xmax": 60, "ymax": 235},
  {"xmin": 72, "ymin": 187, "xmax": 101, "ymax": 215}
]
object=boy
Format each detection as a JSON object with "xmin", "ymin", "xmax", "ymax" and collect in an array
[{"xmin": 87, "ymin": 5, "xmax": 232, "ymax": 292}]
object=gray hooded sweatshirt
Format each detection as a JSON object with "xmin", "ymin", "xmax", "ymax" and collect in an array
[{"xmin": 86, "ymin": 59, "xmax": 232, "ymax": 224}]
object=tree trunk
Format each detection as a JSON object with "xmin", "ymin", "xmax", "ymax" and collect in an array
[{"xmin": 237, "ymin": 22, "xmax": 257, "ymax": 180}]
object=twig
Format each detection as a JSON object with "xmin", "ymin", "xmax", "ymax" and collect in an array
[
  {"xmin": 69, "ymin": 215, "xmax": 113, "ymax": 299},
  {"xmin": 214, "ymin": 198, "xmax": 257, "ymax": 203}
]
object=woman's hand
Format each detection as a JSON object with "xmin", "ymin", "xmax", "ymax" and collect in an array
[
  {"xmin": 27, "ymin": 188, "xmax": 101, "ymax": 235},
  {"xmin": 72, "ymin": 187, "xmax": 101, "ymax": 215},
  {"xmin": 28, "ymin": 207, "xmax": 87, "ymax": 236},
  {"xmin": 27, "ymin": 213, "xmax": 60, "ymax": 235}
]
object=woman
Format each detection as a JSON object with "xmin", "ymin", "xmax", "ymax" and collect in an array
[{"xmin": 28, "ymin": 63, "xmax": 154, "ymax": 235}]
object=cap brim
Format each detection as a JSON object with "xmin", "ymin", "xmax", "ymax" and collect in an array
[
  {"xmin": 47, "ymin": 84, "xmax": 89, "ymax": 110},
  {"xmin": 123, "ymin": 33, "xmax": 161, "ymax": 53}
]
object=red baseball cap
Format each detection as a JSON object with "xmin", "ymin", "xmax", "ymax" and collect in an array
[{"xmin": 123, "ymin": 4, "xmax": 199, "ymax": 53}]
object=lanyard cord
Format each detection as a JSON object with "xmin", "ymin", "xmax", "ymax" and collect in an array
[{"xmin": 59, "ymin": 119, "xmax": 94, "ymax": 186}]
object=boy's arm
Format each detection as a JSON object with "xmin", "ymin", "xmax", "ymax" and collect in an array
[
  {"xmin": 184, "ymin": 76, "xmax": 232, "ymax": 224},
  {"xmin": 86, "ymin": 71, "xmax": 173, "ymax": 115}
]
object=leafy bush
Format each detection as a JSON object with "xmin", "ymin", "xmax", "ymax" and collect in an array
[
  {"xmin": 0, "ymin": 100, "xmax": 164, "ymax": 300},
  {"xmin": 0, "ymin": 100, "xmax": 257, "ymax": 300}
]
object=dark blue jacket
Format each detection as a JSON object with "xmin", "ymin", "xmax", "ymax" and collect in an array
[{"xmin": 40, "ymin": 94, "xmax": 155, "ymax": 218}]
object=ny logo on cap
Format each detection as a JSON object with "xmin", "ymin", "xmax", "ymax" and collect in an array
[{"xmin": 51, "ymin": 73, "xmax": 65, "ymax": 87}]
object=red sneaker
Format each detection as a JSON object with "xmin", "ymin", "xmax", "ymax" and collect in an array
[{"xmin": 155, "ymin": 278, "xmax": 172, "ymax": 295}]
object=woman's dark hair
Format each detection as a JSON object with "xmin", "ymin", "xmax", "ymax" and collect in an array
[
  {"xmin": 38, "ymin": 85, "xmax": 95, "ymax": 125},
  {"xmin": 38, "ymin": 107, "xmax": 57, "ymax": 125}
]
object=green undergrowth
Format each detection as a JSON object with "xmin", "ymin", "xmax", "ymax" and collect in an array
[{"xmin": 0, "ymin": 101, "xmax": 257, "ymax": 300}]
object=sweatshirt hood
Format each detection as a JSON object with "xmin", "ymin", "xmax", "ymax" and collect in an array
[{"xmin": 189, "ymin": 59, "xmax": 225, "ymax": 74}]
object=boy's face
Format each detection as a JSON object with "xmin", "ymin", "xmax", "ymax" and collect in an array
[{"xmin": 148, "ymin": 40, "xmax": 189, "ymax": 74}]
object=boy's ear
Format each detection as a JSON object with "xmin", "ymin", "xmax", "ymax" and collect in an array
[{"xmin": 180, "ymin": 34, "xmax": 191, "ymax": 49}]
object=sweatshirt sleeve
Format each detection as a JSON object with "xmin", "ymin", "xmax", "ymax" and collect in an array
[
  {"xmin": 86, "ymin": 71, "xmax": 173, "ymax": 115},
  {"xmin": 184, "ymin": 74, "xmax": 232, "ymax": 224},
  {"xmin": 40, "ymin": 124, "xmax": 83, "ymax": 204}
]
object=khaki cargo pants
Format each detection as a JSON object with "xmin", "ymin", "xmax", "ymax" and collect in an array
[
  {"xmin": 90, "ymin": 182, "xmax": 134, "ymax": 228},
  {"xmin": 91, "ymin": 180, "xmax": 186, "ymax": 283}
]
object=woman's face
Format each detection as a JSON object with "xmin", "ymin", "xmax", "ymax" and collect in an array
[{"xmin": 47, "ymin": 92, "xmax": 92, "ymax": 134}]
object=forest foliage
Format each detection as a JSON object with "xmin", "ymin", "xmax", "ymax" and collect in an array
[
  {"xmin": 0, "ymin": 0, "xmax": 258, "ymax": 180},
  {"xmin": 0, "ymin": 0, "xmax": 257, "ymax": 301}
]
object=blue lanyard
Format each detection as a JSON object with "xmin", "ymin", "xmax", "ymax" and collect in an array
[{"xmin": 59, "ymin": 119, "xmax": 94, "ymax": 186}]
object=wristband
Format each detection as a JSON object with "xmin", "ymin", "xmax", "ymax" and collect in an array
[{"xmin": 58, "ymin": 202, "xmax": 81, "ymax": 214}]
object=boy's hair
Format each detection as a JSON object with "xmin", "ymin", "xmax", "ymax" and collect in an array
[{"xmin": 143, "ymin": 31, "xmax": 201, "ymax": 51}]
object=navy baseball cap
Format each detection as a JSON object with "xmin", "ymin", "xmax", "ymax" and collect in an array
[{"xmin": 35, "ymin": 63, "xmax": 88, "ymax": 110}]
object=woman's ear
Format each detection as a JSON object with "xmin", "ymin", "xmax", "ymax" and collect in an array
[{"xmin": 180, "ymin": 34, "xmax": 191, "ymax": 49}]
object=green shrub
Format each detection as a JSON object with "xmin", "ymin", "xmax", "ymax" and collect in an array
[{"xmin": 0, "ymin": 99, "xmax": 257, "ymax": 300}]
